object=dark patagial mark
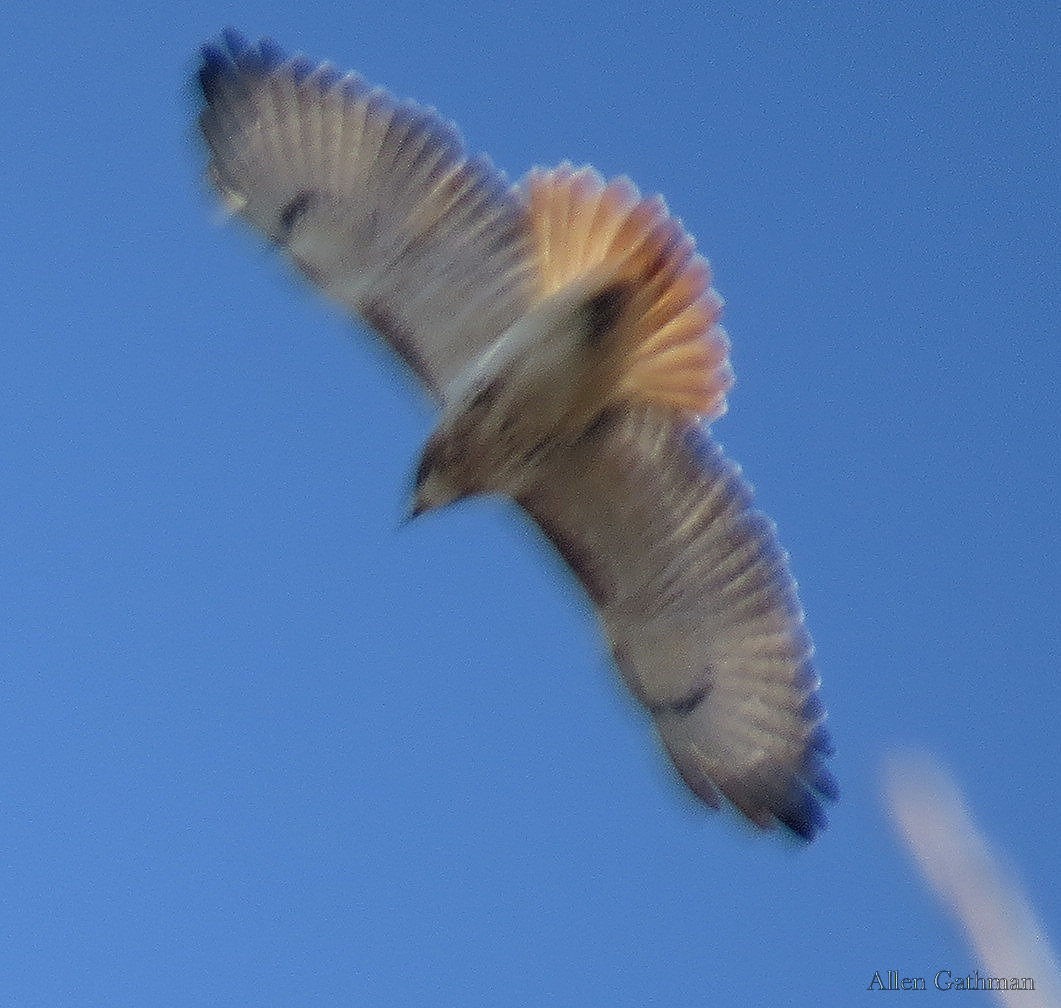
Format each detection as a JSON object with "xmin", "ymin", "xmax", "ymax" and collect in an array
[
  {"xmin": 278, "ymin": 190, "xmax": 321, "ymax": 241},
  {"xmin": 523, "ymin": 496, "xmax": 613, "ymax": 607},
  {"xmin": 277, "ymin": 192, "xmax": 329, "ymax": 286},
  {"xmin": 361, "ymin": 298, "xmax": 434, "ymax": 390},
  {"xmin": 671, "ymin": 682, "xmax": 713, "ymax": 716},
  {"xmin": 650, "ymin": 679, "xmax": 713, "ymax": 717}
]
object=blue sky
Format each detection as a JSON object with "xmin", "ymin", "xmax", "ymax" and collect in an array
[{"xmin": 3, "ymin": 2, "xmax": 1057, "ymax": 1004}]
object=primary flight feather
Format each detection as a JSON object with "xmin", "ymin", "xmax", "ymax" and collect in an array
[{"xmin": 196, "ymin": 29, "xmax": 837, "ymax": 839}]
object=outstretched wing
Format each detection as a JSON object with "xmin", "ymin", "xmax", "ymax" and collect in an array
[
  {"xmin": 197, "ymin": 30, "xmax": 533, "ymax": 396},
  {"xmin": 520, "ymin": 407, "xmax": 837, "ymax": 839}
]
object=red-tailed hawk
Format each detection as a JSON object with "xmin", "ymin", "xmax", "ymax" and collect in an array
[{"xmin": 196, "ymin": 30, "xmax": 837, "ymax": 839}]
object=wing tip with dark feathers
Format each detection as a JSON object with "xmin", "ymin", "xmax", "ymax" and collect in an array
[
  {"xmin": 198, "ymin": 30, "xmax": 249, "ymax": 98},
  {"xmin": 197, "ymin": 37, "xmax": 234, "ymax": 102},
  {"xmin": 725, "ymin": 751, "xmax": 837, "ymax": 843},
  {"xmin": 773, "ymin": 720, "xmax": 839, "ymax": 841},
  {"xmin": 678, "ymin": 421, "xmax": 839, "ymax": 842},
  {"xmin": 198, "ymin": 29, "xmax": 294, "ymax": 101},
  {"xmin": 775, "ymin": 782, "xmax": 830, "ymax": 841}
]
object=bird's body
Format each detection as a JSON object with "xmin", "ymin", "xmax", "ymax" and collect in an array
[
  {"xmin": 196, "ymin": 30, "xmax": 837, "ymax": 839},
  {"xmin": 415, "ymin": 274, "xmax": 630, "ymax": 508}
]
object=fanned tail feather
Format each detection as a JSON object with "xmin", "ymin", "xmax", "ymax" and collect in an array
[{"xmin": 525, "ymin": 164, "xmax": 733, "ymax": 420}]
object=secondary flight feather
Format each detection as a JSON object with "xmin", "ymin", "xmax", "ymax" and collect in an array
[{"xmin": 196, "ymin": 29, "xmax": 837, "ymax": 839}]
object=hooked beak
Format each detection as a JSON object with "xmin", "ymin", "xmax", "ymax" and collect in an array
[
  {"xmin": 403, "ymin": 492, "xmax": 428, "ymax": 525},
  {"xmin": 404, "ymin": 466, "xmax": 461, "ymax": 526}
]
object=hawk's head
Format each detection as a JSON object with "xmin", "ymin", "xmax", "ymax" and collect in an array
[{"xmin": 409, "ymin": 435, "xmax": 465, "ymax": 519}]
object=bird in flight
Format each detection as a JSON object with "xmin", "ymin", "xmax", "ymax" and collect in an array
[{"xmin": 196, "ymin": 29, "xmax": 837, "ymax": 839}]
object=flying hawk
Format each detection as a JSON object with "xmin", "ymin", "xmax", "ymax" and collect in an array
[{"xmin": 196, "ymin": 30, "xmax": 837, "ymax": 839}]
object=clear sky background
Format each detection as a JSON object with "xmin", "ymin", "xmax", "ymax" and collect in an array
[{"xmin": 3, "ymin": 2, "xmax": 1057, "ymax": 1005}]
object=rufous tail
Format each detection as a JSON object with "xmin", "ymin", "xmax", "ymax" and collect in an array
[{"xmin": 524, "ymin": 164, "xmax": 733, "ymax": 420}]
